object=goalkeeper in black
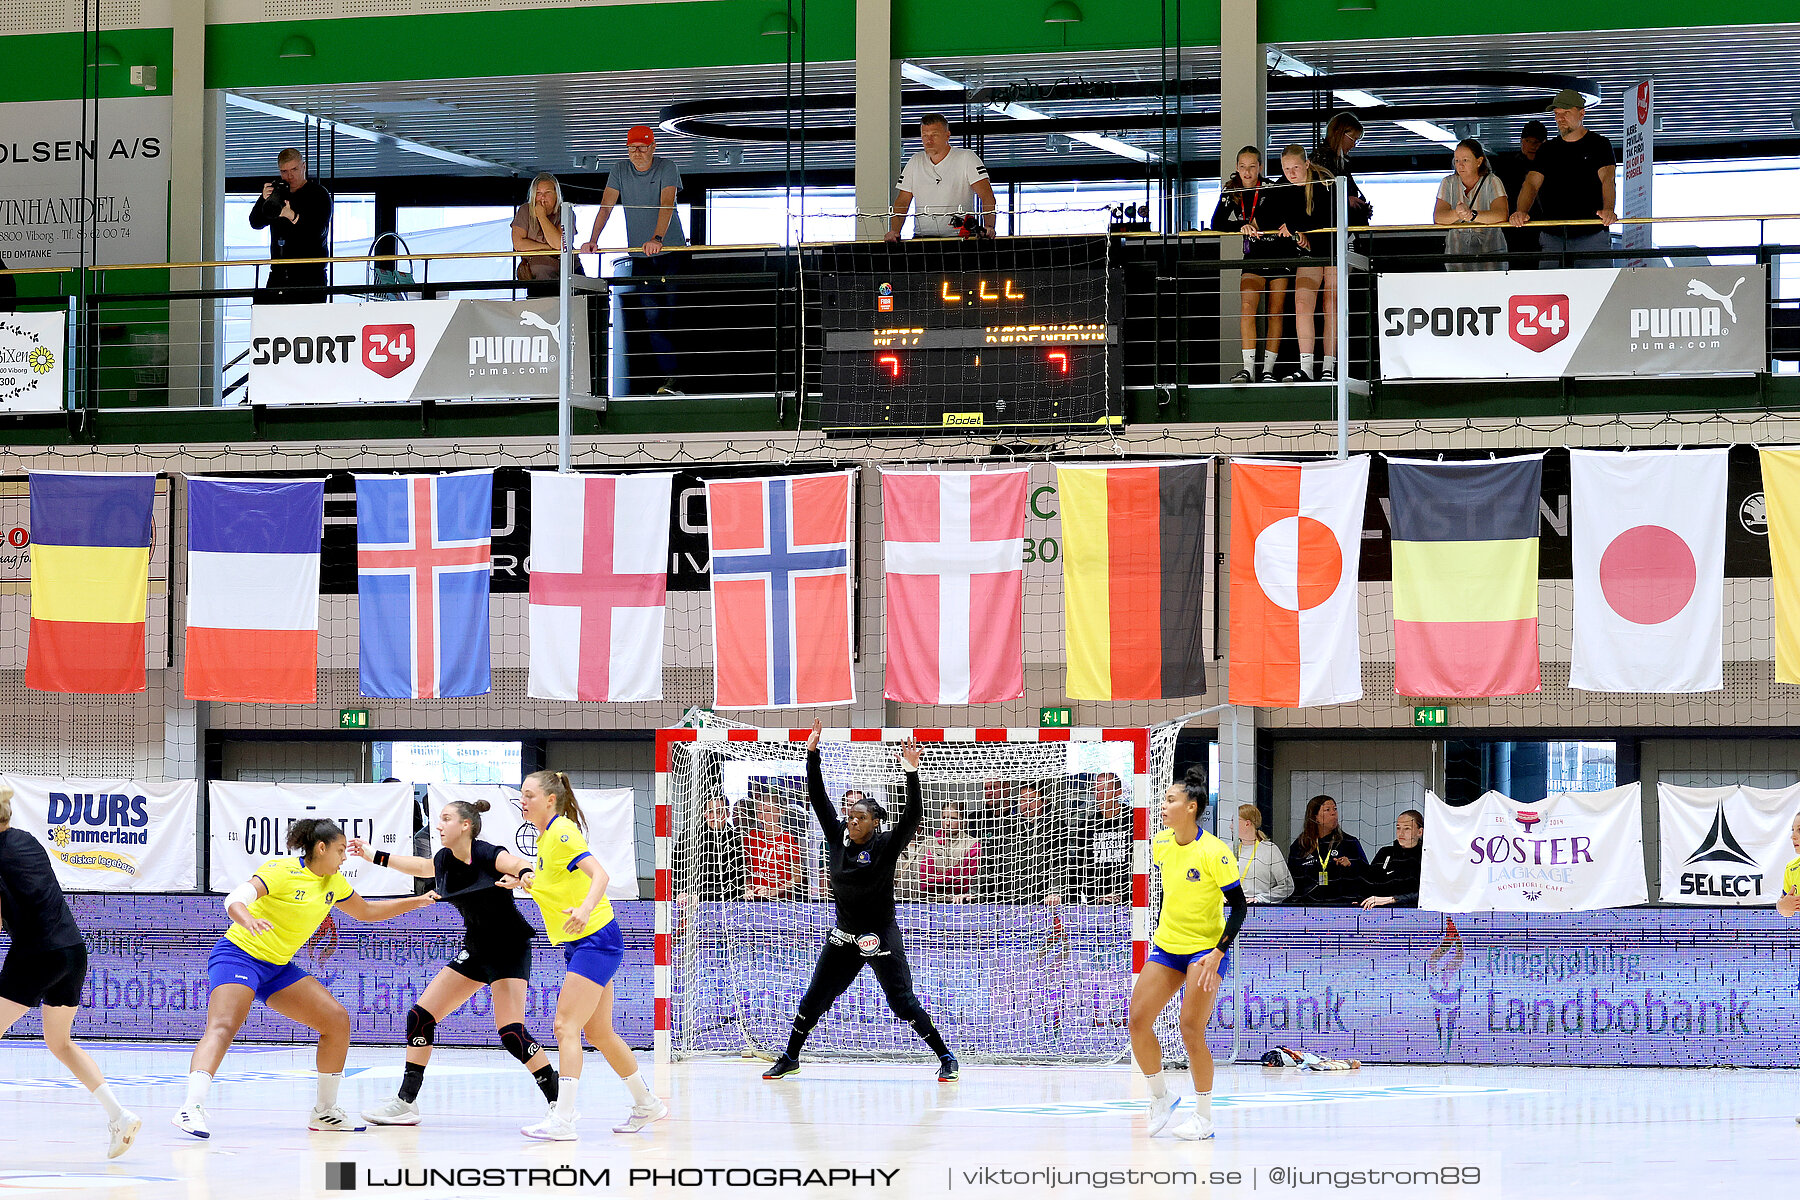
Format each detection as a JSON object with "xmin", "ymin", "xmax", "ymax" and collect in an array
[{"xmin": 763, "ymin": 720, "xmax": 959, "ymax": 1082}]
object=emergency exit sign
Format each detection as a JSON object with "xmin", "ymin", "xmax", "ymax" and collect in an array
[
  {"xmin": 1040, "ymin": 707, "xmax": 1073, "ymax": 728},
  {"xmin": 339, "ymin": 708, "xmax": 370, "ymax": 730},
  {"xmin": 1413, "ymin": 706, "xmax": 1449, "ymax": 728}
]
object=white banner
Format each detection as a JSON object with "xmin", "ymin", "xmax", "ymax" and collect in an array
[
  {"xmin": 1421, "ymin": 785, "xmax": 1648, "ymax": 912},
  {"xmin": 0, "ymin": 98, "xmax": 173, "ymax": 267},
  {"xmin": 428, "ymin": 783, "xmax": 638, "ymax": 900},
  {"xmin": 0, "ymin": 312, "xmax": 65, "ymax": 413},
  {"xmin": 249, "ymin": 297, "xmax": 590, "ymax": 405},
  {"xmin": 207, "ymin": 781, "xmax": 414, "ymax": 897},
  {"xmin": 1378, "ymin": 266, "xmax": 1765, "ymax": 379},
  {"xmin": 1, "ymin": 775, "xmax": 195, "ymax": 892},
  {"xmin": 1658, "ymin": 783, "xmax": 1800, "ymax": 906},
  {"xmin": 1622, "ymin": 80, "xmax": 1654, "ymax": 266}
]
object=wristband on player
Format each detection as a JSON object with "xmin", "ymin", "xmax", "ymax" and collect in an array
[{"xmin": 373, "ymin": 850, "xmax": 391, "ymax": 868}]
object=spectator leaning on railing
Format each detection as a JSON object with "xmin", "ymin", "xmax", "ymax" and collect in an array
[
  {"xmin": 1212, "ymin": 146, "xmax": 1292, "ymax": 383},
  {"xmin": 1494, "ymin": 120, "xmax": 1548, "ymax": 265},
  {"xmin": 886, "ymin": 114, "xmax": 997, "ymax": 241},
  {"xmin": 1433, "ymin": 138, "xmax": 1510, "ymax": 271},
  {"xmin": 1509, "ymin": 90, "xmax": 1617, "ymax": 267},
  {"xmin": 1274, "ymin": 146, "xmax": 1340, "ymax": 383},
  {"xmin": 582, "ymin": 125, "xmax": 688, "ymax": 396},
  {"xmin": 511, "ymin": 173, "xmax": 585, "ymax": 296}
]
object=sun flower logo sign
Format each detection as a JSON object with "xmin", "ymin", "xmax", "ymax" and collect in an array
[{"xmin": 27, "ymin": 345, "xmax": 54, "ymax": 375}]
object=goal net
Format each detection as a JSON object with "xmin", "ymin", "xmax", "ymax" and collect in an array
[{"xmin": 656, "ymin": 722, "xmax": 1195, "ymax": 1066}]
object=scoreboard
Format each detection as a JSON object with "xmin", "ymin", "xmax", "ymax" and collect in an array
[{"xmin": 815, "ymin": 236, "xmax": 1119, "ymax": 431}]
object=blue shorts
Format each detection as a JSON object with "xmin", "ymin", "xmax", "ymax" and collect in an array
[
  {"xmin": 207, "ymin": 938, "xmax": 308, "ymax": 1002},
  {"xmin": 561, "ymin": 921, "xmax": 625, "ymax": 988},
  {"xmin": 1147, "ymin": 942, "xmax": 1227, "ymax": 977}
]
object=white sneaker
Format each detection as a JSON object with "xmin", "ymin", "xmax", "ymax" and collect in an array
[
  {"xmin": 1170, "ymin": 1112, "xmax": 1214, "ymax": 1141},
  {"xmin": 363, "ymin": 1097, "xmax": 422, "ymax": 1126},
  {"xmin": 1147, "ymin": 1092, "xmax": 1181, "ymax": 1136},
  {"xmin": 307, "ymin": 1105, "xmax": 367, "ymax": 1132},
  {"xmin": 612, "ymin": 1098, "xmax": 668, "ymax": 1133},
  {"xmin": 107, "ymin": 1110, "xmax": 142, "ymax": 1159},
  {"xmin": 172, "ymin": 1104, "xmax": 210, "ymax": 1140},
  {"xmin": 522, "ymin": 1112, "xmax": 580, "ymax": 1141}
]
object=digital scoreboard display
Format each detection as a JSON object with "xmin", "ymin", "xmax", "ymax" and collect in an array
[{"xmin": 815, "ymin": 237, "xmax": 1119, "ymax": 431}]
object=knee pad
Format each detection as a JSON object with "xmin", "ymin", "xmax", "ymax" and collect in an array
[
  {"xmin": 405, "ymin": 1004, "xmax": 437, "ymax": 1049},
  {"xmin": 499, "ymin": 1022, "xmax": 542, "ymax": 1065},
  {"xmin": 791, "ymin": 1010, "xmax": 820, "ymax": 1034}
]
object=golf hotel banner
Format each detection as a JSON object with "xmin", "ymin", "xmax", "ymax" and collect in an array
[
  {"xmin": 1658, "ymin": 783, "xmax": 1800, "ymax": 907},
  {"xmin": 1, "ymin": 775, "xmax": 196, "ymax": 892},
  {"xmin": 207, "ymin": 781, "xmax": 416, "ymax": 896},
  {"xmin": 1421, "ymin": 785, "xmax": 1649, "ymax": 913},
  {"xmin": 1379, "ymin": 265, "xmax": 1765, "ymax": 380},
  {"xmin": 0, "ymin": 312, "xmax": 65, "ymax": 413},
  {"xmin": 249, "ymin": 297, "xmax": 591, "ymax": 404}
]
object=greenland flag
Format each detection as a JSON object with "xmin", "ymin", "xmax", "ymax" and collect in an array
[
  {"xmin": 882, "ymin": 469, "xmax": 1028, "ymax": 705},
  {"xmin": 184, "ymin": 476, "xmax": 324, "ymax": 703},
  {"xmin": 528, "ymin": 472, "xmax": 674, "ymax": 702},
  {"xmin": 1570, "ymin": 448, "xmax": 1726, "ymax": 693},
  {"xmin": 1228, "ymin": 456, "xmax": 1370, "ymax": 708}
]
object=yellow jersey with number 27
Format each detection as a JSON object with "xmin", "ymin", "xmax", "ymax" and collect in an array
[
  {"xmin": 224, "ymin": 856, "xmax": 355, "ymax": 965},
  {"xmin": 532, "ymin": 814, "xmax": 614, "ymax": 945}
]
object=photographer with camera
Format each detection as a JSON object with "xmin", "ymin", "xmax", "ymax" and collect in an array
[
  {"xmin": 248, "ymin": 148, "xmax": 332, "ymax": 305},
  {"xmin": 886, "ymin": 115, "xmax": 997, "ymax": 241}
]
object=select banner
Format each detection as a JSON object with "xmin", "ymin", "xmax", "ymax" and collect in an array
[
  {"xmin": 207, "ymin": 781, "xmax": 414, "ymax": 896},
  {"xmin": 1378, "ymin": 266, "xmax": 1765, "ymax": 379},
  {"xmin": 249, "ymin": 297, "xmax": 591, "ymax": 405},
  {"xmin": 1, "ymin": 775, "xmax": 195, "ymax": 892},
  {"xmin": 1658, "ymin": 783, "xmax": 1800, "ymax": 906},
  {"xmin": 428, "ymin": 783, "xmax": 639, "ymax": 900},
  {"xmin": 1421, "ymin": 785, "xmax": 1648, "ymax": 913},
  {"xmin": 0, "ymin": 312, "xmax": 65, "ymax": 412}
]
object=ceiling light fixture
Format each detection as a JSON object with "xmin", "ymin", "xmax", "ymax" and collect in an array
[{"xmin": 278, "ymin": 34, "xmax": 315, "ymax": 60}]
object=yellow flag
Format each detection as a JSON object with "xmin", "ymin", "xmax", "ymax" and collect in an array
[{"xmin": 1760, "ymin": 449, "xmax": 1800, "ymax": 684}]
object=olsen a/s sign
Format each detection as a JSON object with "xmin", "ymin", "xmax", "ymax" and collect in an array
[{"xmin": 1378, "ymin": 265, "xmax": 1765, "ymax": 380}]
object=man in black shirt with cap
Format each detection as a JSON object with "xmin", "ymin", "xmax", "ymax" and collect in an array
[
  {"xmin": 1509, "ymin": 91, "xmax": 1616, "ymax": 267},
  {"xmin": 1494, "ymin": 121, "xmax": 1548, "ymax": 267}
]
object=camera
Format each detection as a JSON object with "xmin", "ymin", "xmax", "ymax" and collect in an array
[
  {"xmin": 949, "ymin": 213, "xmax": 991, "ymax": 239},
  {"xmin": 265, "ymin": 180, "xmax": 291, "ymax": 205}
]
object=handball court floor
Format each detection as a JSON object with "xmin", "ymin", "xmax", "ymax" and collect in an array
[{"xmin": 1, "ymin": 1043, "xmax": 1795, "ymax": 1200}]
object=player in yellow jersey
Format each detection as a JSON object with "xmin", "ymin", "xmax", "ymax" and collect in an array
[
  {"xmin": 1127, "ymin": 766, "xmax": 1247, "ymax": 1142},
  {"xmin": 172, "ymin": 818, "xmax": 438, "ymax": 1140},
  {"xmin": 1780, "ymin": 810, "xmax": 1800, "ymax": 1124},
  {"xmin": 506, "ymin": 770, "xmax": 666, "ymax": 1141}
]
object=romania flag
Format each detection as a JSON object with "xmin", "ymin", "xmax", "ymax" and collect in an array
[
  {"xmin": 1388, "ymin": 455, "xmax": 1542, "ymax": 698},
  {"xmin": 26, "ymin": 471, "xmax": 157, "ymax": 695},
  {"xmin": 1056, "ymin": 460, "xmax": 1209, "ymax": 702}
]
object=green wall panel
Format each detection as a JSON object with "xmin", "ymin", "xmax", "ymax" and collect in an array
[
  {"xmin": 0, "ymin": 29, "xmax": 172, "ymax": 102},
  {"xmin": 1259, "ymin": 0, "xmax": 1799, "ymax": 45}
]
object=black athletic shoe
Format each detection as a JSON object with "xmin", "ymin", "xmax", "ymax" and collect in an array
[
  {"xmin": 1229, "ymin": 369, "xmax": 1256, "ymax": 383},
  {"xmin": 762, "ymin": 1054, "xmax": 800, "ymax": 1080},
  {"xmin": 937, "ymin": 1055, "xmax": 960, "ymax": 1082}
]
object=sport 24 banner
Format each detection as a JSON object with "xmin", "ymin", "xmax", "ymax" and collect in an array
[
  {"xmin": 1658, "ymin": 783, "xmax": 1800, "ymax": 906},
  {"xmin": 1420, "ymin": 785, "xmax": 1648, "ymax": 912},
  {"xmin": 1378, "ymin": 266, "xmax": 1765, "ymax": 379},
  {"xmin": 249, "ymin": 297, "xmax": 591, "ymax": 405},
  {"xmin": 428, "ymin": 783, "xmax": 638, "ymax": 900},
  {"xmin": 1, "ymin": 776, "xmax": 195, "ymax": 892},
  {"xmin": 207, "ymin": 781, "xmax": 415, "ymax": 896}
]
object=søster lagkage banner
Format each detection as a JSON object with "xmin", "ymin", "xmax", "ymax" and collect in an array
[
  {"xmin": 2, "ymin": 775, "xmax": 196, "ymax": 892},
  {"xmin": 249, "ymin": 297, "xmax": 591, "ymax": 405},
  {"xmin": 1378, "ymin": 266, "xmax": 1765, "ymax": 379},
  {"xmin": 1421, "ymin": 785, "xmax": 1649, "ymax": 913}
]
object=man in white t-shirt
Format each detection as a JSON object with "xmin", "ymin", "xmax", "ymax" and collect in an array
[{"xmin": 885, "ymin": 114, "xmax": 998, "ymax": 240}]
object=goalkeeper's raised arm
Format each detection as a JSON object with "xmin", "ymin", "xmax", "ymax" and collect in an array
[{"xmin": 803, "ymin": 719, "xmax": 844, "ymax": 845}]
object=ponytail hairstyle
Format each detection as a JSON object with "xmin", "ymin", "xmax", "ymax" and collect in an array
[
  {"xmin": 1171, "ymin": 765, "xmax": 1208, "ymax": 825},
  {"xmin": 287, "ymin": 817, "xmax": 345, "ymax": 864},
  {"xmin": 444, "ymin": 797, "xmax": 491, "ymax": 839},
  {"xmin": 526, "ymin": 769, "xmax": 586, "ymax": 832},
  {"xmin": 1238, "ymin": 802, "xmax": 1268, "ymax": 843},
  {"xmin": 0, "ymin": 782, "xmax": 12, "ymax": 828},
  {"xmin": 1281, "ymin": 143, "xmax": 1334, "ymax": 216},
  {"xmin": 285, "ymin": 817, "xmax": 345, "ymax": 962}
]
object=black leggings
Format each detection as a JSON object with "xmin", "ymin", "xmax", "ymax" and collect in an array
[{"xmin": 785, "ymin": 923, "xmax": 950, "ymax": 1057}]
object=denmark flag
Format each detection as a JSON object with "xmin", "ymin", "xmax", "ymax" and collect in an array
[
  {"xmin": 528, "ymin": 472, "xmax": 674, "ymax": 702},
  {"xmin": 1569, "ymin": 449, "xmax": 1725, "ymax": 693},
  {"xmin": 1228, "ymin": 456, "xmax": 1370, "ymax": 708},
  {"xmin": 882, "ymin": 469, "xmax": 1028, "ymax": 705}
]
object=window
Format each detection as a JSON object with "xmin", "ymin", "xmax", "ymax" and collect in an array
[
  {"xmin": 708, "ymin": 186, "xmax": 857, "ymax": 247},
  {"xmin": 373, "ymin": 741, "xmax": 524, "ymax": 786},
  {"xmin": 1010, "ymin": 182, "xmax": 1162, "ymax": 236}
]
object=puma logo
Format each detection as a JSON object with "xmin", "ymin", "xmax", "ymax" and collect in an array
[
  {"xmin": 519, "ymin": 310, "xmax": 563, "ymax": 346},
  {"xmin": 1686, "ymin": 277, "xmax": 1745, "ymax": 322}
]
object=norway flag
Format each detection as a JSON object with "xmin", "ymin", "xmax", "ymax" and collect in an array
[
  {"xmin": 706, "ymin": 470, "xmax": 856, "ymax": 709},
  {"xmin": 355, "ymin": 471, "xmax": 494, "ymax": 699}
]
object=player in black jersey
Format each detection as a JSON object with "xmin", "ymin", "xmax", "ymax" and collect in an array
[
  {"xmin": 0, "ymin": 785, "xmax": 141, "ymax": 1158},
  {"xmin": 346, "ymin": 798, "xmax": 556, "ymax": 1124},
  {"xmin": 763, "ymin": 721, "xmax": 959, "ymax": 1082}
]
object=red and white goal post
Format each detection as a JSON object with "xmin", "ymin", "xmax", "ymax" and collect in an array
[{"xmin": 654, "ymin": 726, "xmax": 1160, "ymax": 1067}]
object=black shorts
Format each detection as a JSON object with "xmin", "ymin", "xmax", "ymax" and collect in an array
[
  {"xmin": 445, "ymin": 938, "xmax": 533, "ymax": 984},
  {"xmin": 1241, "ymin": 260, "xmax": 1291, "ymax": 280},
  {"xmin": 0, "ymin": 942, "xmax": 87, "ymax": 1008}
]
